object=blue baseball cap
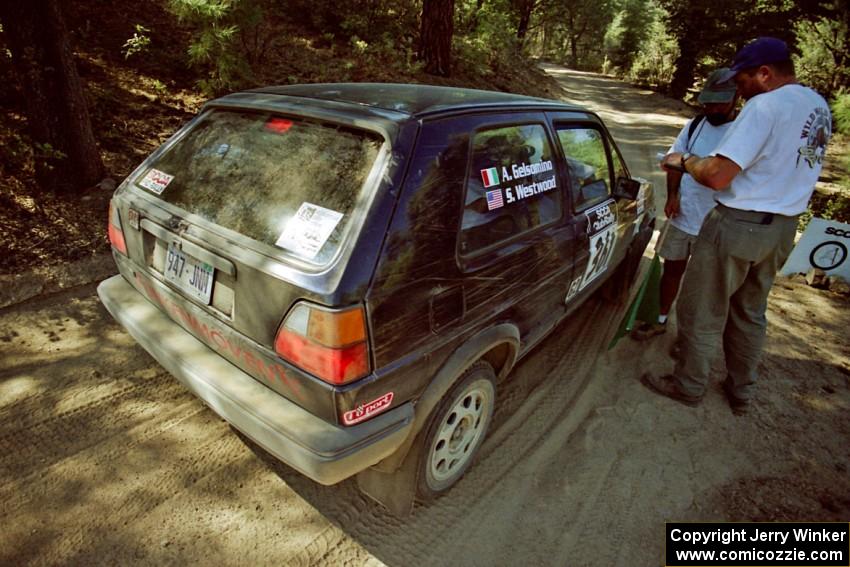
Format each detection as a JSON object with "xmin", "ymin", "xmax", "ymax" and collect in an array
[{"xmin": 717, "ymin": 37, "xmax": 791, "ymax": 82}]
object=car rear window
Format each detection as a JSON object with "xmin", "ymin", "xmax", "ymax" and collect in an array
[{"xmin": 136, "ymin": 109, "xmax": 383, "ymax": 264}]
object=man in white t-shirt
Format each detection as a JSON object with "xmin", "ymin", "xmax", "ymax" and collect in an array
[
  {"xmin": 632, "ymin": 68, "xmax": 738, "ymax": 340},
  {"xmin": 642, "ymin": 37, "xmax": 832, "ymax": 414}
]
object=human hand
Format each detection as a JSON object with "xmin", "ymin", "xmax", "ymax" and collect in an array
[{"xmin": 664, "ymin": 195, "xmax": 680, "ymax": 219}]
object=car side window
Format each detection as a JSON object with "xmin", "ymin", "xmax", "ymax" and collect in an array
[
  {"xmin": 555, "ymin": 126, "xmax": 612, "ymax": 212},
  {"xmin": 460, "ymin": 124, "xmax": 561, "ymax": 254},
  {"xmin": 607, "ymin": 133, "xmax": 629, "ymax": 184}
]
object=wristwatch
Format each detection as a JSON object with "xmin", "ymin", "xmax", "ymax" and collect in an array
[{"xmin": 680, "ymin": 151, "xmax": 695, "ymax": 172}]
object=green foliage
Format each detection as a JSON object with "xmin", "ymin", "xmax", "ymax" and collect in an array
[
  {"xmin": 602, "ymin": 11, "xmax": 626, "ymax": 74},
  {"xmin": 350, "ymin": 36, "xmax": 369, "ymax": 55},
  {"xmin": 833, "ymin": 91, "xmax": 850, "ymax": 136},
  {"xmin": 454, "ymin": 0, "xmax": 522, "ymax": 75},
  {"xmin": 122, "ymin": 24, "xmax": 151, "ymax": 59},
  {"xmin": 150, "ymin": 79, "xmax": 168, "ymax": 97},
  {"xmin": 821, "ymin": 196, "xmax": 850, "ymax": 223},
  {"xmin": 604, "ymin": 0, "xmax": 651, "ymax": 72},
  {"xmin": 289, "ymin": 0, "xmax": 419, "ymax": 44},
  {"xmin": 32, "ymin": 142, "xmax": 67, "ymax": 172},
  {"xmin": 801, "ymin": 190, "xmax": 850, "ymax": 231},
  {"xmin": 794, "ymin": 16, "xmax": 850, "ymax": 99},
  {"xmin": 626, "ymin": 3, "xmax": 678, "ymax": 86},
  {"xmin": 168, "ymin": 0, "xmax": 272, "ymax": 95},
  {"xmin": 656, "ymin": 0, "xmax": 803, "ymax": 99},
  {"xmin": 535, "ymin": 0, "xmax": 615, "ymax": 69},
  {"xmin": 2, "ymin": 130, "xmax": 32, "ymax": 175}
]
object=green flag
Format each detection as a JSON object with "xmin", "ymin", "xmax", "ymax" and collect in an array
[{"xmin": 608, "ymin": 254, "xmax": 662, "ymax": 349}]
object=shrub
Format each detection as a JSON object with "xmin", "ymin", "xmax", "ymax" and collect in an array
[
  {"xmin": 832, "ymin": 91, "xmax": 850, "ymax": 136},
  {"xmin": 168, "ymin": 0, "xmax": 273, "ymax": 95},
  {"xmin": 454, "ymin": 0, "xmax": 520, "ymax": 76},
  {"xmin": 627, "ymin": 16, "xmax": 678, "ymax": 87},
  {"xmin": 122, "ymin": 24, "xmax": 152, "ymax": 59},
  {"xmin": 794, "ymin": 17, "xmax": 849, "ymax": 100}
]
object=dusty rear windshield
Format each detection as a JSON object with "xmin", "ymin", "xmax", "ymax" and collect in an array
[{"xmin": 136, "ymin": 109, "xmax": 383, "ymax": 264}]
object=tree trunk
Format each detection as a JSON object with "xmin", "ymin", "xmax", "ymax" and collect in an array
[
  {"xmin": 516, "ymin": 4, "xmax": 532, "ymax": 41},
  {"xmin": 419, "ymin": 0, "xmax": 455, "ymax": 77},
  {"xmin": 0, "ymin": 0, "xmax": 103, "ymax": 194},
  {"xmin": 570, "ymin": 35, "xmax": 579, "ymax": 69},
  {"xmin": 669, "ymin": 37, "xmax": 699, "ymax": 99}
]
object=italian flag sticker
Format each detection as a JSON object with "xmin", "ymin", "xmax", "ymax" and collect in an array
[{"xmin": 480, "ymin": 167, "xmax": 500, "ymax": 187}]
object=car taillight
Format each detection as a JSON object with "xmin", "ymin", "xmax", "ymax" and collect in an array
[
  {"xmin": 108, "ymin": 200, "xmax": 127, "ymax": 255},
  {"xmin": 274, "ymin": 303, "xmax": 370, "ymax": 385}
]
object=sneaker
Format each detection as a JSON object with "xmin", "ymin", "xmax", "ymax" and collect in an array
[
  {"xmin": 631, "ymin": 321, "xmax": 667, "ymax": 341},
  {"xmin": 640, "ymin": 373, "xmax": 702, "ymax": 407}
]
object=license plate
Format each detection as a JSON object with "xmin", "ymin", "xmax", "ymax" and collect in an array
[{"xmin": 164, "ymin": 243, "xmax": 214, "ymax": 304}]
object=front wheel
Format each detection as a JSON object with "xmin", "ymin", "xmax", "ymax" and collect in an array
[{"xmin": 417, "ymin": 361, "xmax": 496, "ymax": 500}]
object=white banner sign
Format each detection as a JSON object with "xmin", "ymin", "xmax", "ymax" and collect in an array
[{"xmin": 780, "ymin": 217, "xmax": 850, "ymax": 279}]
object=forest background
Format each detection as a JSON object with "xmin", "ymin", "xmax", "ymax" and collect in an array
[{"xmin": 1, "ymin": 0, "xmax": 849, "ymax": 272}]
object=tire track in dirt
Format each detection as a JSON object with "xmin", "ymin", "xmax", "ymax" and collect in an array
[
  {"xmin": 0, "ymin": 391, "xmax": 207, "ymax": 519},
  {"xmin": 418, "ymin": 299, "xmax": 626, "ymax": 566},
  {"xmin": 0, "ymin": 409, "xmax": 242, "ymax": 566},
  {"xmin": 0, "ymin": 369, "xmax": 187, "ymax": 483},
  {"xmin": 259, "ymin": 295, "xmax": 623, "ymax": 567}
]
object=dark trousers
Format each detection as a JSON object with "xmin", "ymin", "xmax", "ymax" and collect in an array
[{"xmin": 673, "ymin": 205, "xmax": 798, "ymax": 399}]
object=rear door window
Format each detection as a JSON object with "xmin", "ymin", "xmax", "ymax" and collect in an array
[
  {"xmin": 135, "ymin": 110, "xmax": 383, "ymax": 264},
  {"xmin": 460, "ymin": 123, "xmax": 561, "ymax": 254},
  {"xmin": 555, "ymin": 126, "xmax": 612, "ymax": 211}
]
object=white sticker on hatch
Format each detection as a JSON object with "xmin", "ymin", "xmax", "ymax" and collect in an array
[
  {"xmin": 138, "ymin": 168, "xmax": 174, "ymax": 194},
  {"xmin": 276, "ymin": 202, "xmax": 344, "ymax": 259}
]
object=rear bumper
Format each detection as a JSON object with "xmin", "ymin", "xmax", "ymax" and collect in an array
[{"xmin": 97, "ymin": 274, "xmax": 413, "ymax": 485}]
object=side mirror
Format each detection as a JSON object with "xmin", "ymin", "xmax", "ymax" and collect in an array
[{"xmin": 614, "ymin": 176, "xmax": 641, "ymax": 200}]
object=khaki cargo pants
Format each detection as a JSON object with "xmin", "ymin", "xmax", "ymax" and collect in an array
[{"xmin": 673, "ymin": 204, "xmax": 798, "ymax": 400}]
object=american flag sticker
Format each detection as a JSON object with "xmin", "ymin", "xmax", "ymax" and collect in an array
[
  {"xmin": 486, "ymin": 189, "xmax": 504, "ymax": 210},
  {"xmin": 481, "ymin": 167, "xmax": 500, "ymax": 187}
]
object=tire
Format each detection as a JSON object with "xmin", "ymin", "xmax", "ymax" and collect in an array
[{"xmin": 416, "ymin": 360, "xmax": 496, "ymax": 501}]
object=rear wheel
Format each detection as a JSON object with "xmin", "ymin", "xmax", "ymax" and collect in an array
[{"xmin": 417, "ymin": 360, "xmax": 496, "ymax": 500}]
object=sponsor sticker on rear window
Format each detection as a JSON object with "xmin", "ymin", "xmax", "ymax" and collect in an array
[
  {"xmin": 138, "ymin": 168, "xmax": 174, "ymax": 194},
  {"xmin": 275, "ymin": 202, "xmax": 344, "ymax": 259}
]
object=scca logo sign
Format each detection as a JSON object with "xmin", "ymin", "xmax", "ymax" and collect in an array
[{"xmin": 825, "ymin": 227, "xmax": 850, "ymax": 238}]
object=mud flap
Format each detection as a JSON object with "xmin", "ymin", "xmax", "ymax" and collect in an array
[{"xmin": 355, "ymin": 442, "xmax": 422, "ymax": 517}]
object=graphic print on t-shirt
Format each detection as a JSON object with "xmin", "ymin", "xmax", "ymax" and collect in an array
[{"xmin": 797, "ymin": 107, "xmax": 831, "ymax": 168}]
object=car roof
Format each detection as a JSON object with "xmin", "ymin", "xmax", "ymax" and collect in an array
[{"xmin": 246, "ymin": 83, "xmax": 586, "ymax": 118}]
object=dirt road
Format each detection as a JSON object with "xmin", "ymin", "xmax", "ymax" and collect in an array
[{"xmin": 2, "ymin": 68, "xmax": 848, "ymax": 567}]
